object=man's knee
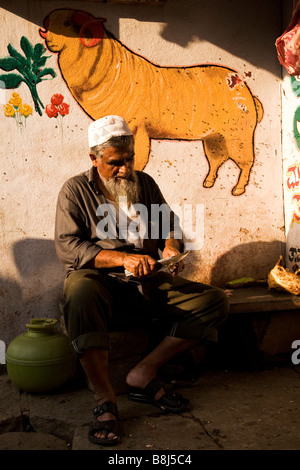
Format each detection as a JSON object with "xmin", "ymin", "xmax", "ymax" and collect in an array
[
  {"xmin": 188, "ymin": 284, "xmax": 229, "ymax": 327},
  {"xmin": 62, "ymin": 270, "xmax": 113, "ymax": 347},
  {"xmin": 64, "ymin": 269, "xmax": 112, "ymax": 307},
  {"xmin": 63, "ymin": 269, "xmax": 113, "ymax": 332},
  {"xmin": 65, "ymin": 275, "xmax": 99, "ymax": 306}
]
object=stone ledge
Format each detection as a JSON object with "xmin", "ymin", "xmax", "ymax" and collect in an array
[
  {"xmin": 209, "ymin": 287, "xmax": 300, "ymax": 370},
  {"xmin": 227, "ymin": 286, "xmax": 300, "ymax": 314}
]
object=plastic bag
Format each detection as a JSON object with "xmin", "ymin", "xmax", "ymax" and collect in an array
[{"xmin": 276, "ymin": 1, "xmax": 300, "ymax": 75}]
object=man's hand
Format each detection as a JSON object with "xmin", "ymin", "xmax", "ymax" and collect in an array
[
  {"xmin": 89, "ymin": 240, "xmax": 184, "ymax": 277},
  {"xmin": 162, "ymin": 239, "xmax": 185, "ymax": 276},
  {"xmin": 123, "ymin": 254, "xmax": 158, "ymax": 278}
]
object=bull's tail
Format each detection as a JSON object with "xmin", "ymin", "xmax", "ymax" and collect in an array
[{"xmin": 254, "ymin": 96, "xmax": 264, "ymax": 123}]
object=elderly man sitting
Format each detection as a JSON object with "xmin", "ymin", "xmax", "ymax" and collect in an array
[{"xmin": 54, "ymin": 115, "xmax": 229, "ymax": 446}]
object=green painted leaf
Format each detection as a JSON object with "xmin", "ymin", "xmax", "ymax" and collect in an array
[
  {"xmin": 33, "ymin": 43, "xmax": 46, "ymax": 61},
  {"xmin": 36, "ymin": 67, "xmax": 56, "ymax": 80},
  {"xmin": 7, "ymin": 44, "xmax": 26, "ymax": 64},
  {"xmin": 35, "ymin": 56, "xmax": 48, "ymax": 68},
  {"xmin": 0, "ymin": 73, "xmax": 24, "ymax": 88},
  {"xmin": 0, "ymin": 57, "xmax": 20, "ymax": 71},
  {"xmin": 20, "ymin": 36, "xmax": 34, "ymax": 59}
]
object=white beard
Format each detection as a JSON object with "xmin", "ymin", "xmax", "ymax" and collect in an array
[{"xmin": 100, "ymin": 171, "xmax": 140, "ymax": 207}]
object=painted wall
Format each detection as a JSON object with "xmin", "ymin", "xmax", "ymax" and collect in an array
[
  {"xmin": 0, "ymin": 0, "xmax": 287, "ymax": 346},
  {"xmin": 281, "ymin": 0, "xmax": 300, "ymax": 272},
  {"xmin": 282, "ymin": 73, "xmax": 300, "ymax": 271}
]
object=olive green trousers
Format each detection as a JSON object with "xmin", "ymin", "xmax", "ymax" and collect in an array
[{"xmin": 62, "ymin": 269, "xmax": 229, "ymax": 355}]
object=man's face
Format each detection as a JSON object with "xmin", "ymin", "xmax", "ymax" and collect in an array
[
  {"xmin": 90, "ymin": 143, "xmax": 139, "ymax": 204},
  {"xmin": 91, "ymin": 144, "xmax": 135, "ymax": 182}
]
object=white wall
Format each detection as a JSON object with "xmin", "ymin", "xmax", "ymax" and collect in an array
[{"xmin": 0, "ymin": 0, "xmax": 287, "ymax": 346}]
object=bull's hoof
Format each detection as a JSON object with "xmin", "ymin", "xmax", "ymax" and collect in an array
[
  {"xmin": 203, "ymin": 178, "xmax": 215, "ymax": 188},
  {"xmin": 232, "ymin": 186, "xmax": 246, "ymax": 196}
]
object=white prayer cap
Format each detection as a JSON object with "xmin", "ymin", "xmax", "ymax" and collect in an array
[{"xmin": 88, "ymin": 115, "xmax": 133, "ymax": 147}]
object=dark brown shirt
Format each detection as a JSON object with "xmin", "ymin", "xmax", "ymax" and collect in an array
[{"xmin": 54, "ymin": 167, "xmax": 182, "ymax": 272}]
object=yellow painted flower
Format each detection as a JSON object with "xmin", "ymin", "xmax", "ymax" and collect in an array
[
  {"xmin": 9, "ymin": 92, "xmax": 22, "ymax": 108},
  {"xmin": 3, "ymin": 103, "xmax": 15, "ymax": 117},
  {"xmin": 20, "ymin": 103, "xmax": 33, "ymax": 117}
]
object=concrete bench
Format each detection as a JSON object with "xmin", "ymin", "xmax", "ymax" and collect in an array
[
  {"xmin": 210, "ymin": 286, "xmax": 300, "ymax": 370},
  {"xmin": 228, "ymin": 285, "xmax": 300, "ymax": 314}
]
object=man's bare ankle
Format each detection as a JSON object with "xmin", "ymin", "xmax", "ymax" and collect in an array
[{"xmin": 94, "ymin": 394, "xmax": 116, "ymax": 405}]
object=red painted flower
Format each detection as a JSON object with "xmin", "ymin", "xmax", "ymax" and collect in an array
[
  {"xmin": 45, "ymin": 93, "xmax": 70, "ymax": 119},
  {"xmin": 45, "ymin": 103, "xmax": 58, "ymax": 118},
  {"xmin": 51, "ymin": 94, "xmax": 64, "ymax": 106},
  {"xmin": 57, "ymin": 102, "xmax": 70, "ymax": 116}
]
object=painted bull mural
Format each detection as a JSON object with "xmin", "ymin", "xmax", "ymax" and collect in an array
[{"xmin": 40, "ymin": 9, "xmax": 263, "ymax": 196}]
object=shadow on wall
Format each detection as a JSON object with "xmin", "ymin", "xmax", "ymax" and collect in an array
[
  {"xmin": 0, "ymin": 239, "xmax": 65, "ymax": 346},
  {"xmin": 210, "ymin": 240, "xmax": 286, "ymax": 287},
  {"xmin": 0, "ymin": 0, "xmax": 286, "ymax": 76},
  {"xmin": 13, "ymin": 238, "xmax": 62, "ymax": 278}
]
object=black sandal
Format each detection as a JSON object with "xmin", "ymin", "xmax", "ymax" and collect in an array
[
  {"xmin": 128, "ymin": 378, "xmax": 190, "ymax": 413},
  {"xmin": 88, "ymin": 401, "xmax": 121, "ymax": 446}
]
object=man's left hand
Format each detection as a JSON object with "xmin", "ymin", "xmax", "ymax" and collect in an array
[{"xmin": 162, "ymin": 239, "xmax": 185, "ymax": 276}]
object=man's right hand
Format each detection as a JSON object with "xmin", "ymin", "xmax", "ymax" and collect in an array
[{"xmin": 123, "ymin": 254, "xmax": 158, "ymax": 278}]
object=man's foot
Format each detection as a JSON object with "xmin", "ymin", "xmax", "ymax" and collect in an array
[
  {"xmin": 88, "ymin": 401, "xmax": 120, "ymax": 446},
  {"xmin": 126, "ymin": 364, "xmax": 165, "ymax": 401},
  {"xmin": 126, "ymin": 366, "xmax": 190, "ymax": 413}
]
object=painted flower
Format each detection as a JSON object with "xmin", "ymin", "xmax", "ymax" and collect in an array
[
  {"xmin": 46, "ymin": 93, "xmax": 70, "ymax": 119},
  {"xmin": 19, "ymin": 103, "xmax": 33, "ymax": 117},
  {"xmin": 4, "ymin": 93, "xmax": 33, "ymax": 130},
  {"xmin": 51, "ymin": 93, "xmax": 64, "ymax": 106},
  {"xmin": 3, "ymin": 103, "xmax": 15, "ymax": 117},
  {"xmin": 57, "ymin": 102, "xmax": 70, "ymax": 116},
  {"xmin": 9, "ymin": 92, "xmax": 22, "ymax": 108},
  {"xmin": 45, "ymin": 103, "xmax": 59, "ymax": 118}
]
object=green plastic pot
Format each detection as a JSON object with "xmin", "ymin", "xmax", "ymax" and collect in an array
[{"xmin": 6, "ymin": 318, "xmax": 76, "ymax": 393}]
